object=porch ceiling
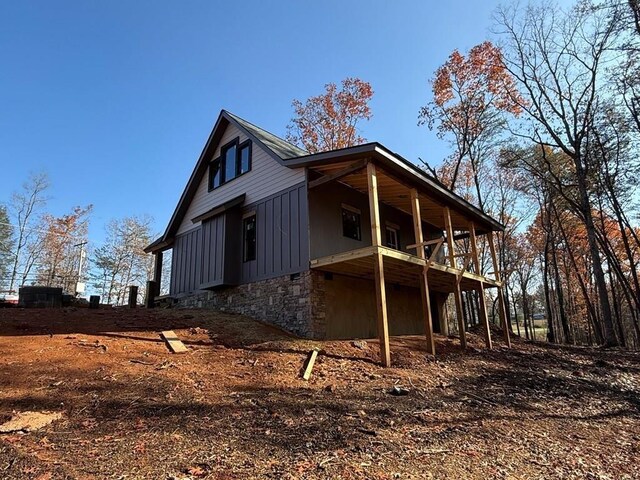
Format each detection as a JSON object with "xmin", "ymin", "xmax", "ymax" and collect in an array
[
  {"xmin": 309, "ymin": 161, "xmax": 483, "ymax": 232},
  {"xmin": 310, "ymin": 246, "xmax": 500, "ymax": 294}
]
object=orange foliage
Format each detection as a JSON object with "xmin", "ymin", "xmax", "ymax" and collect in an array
[{"xmin": 286, "ymin": 78, "xmax": 373, "ymax": 154}]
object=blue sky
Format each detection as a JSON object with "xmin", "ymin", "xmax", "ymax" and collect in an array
[{"xmin": 1, "ymin": 1, "xmax": 526, "ymax": 243}]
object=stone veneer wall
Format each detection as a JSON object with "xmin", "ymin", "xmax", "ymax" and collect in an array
[{"xmin": 173, "ymin": 270, "xmax": 328, "ymax": 339}]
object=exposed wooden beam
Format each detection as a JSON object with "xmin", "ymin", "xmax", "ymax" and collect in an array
[
  {"xmin": 444, "ymin": 207, "xmax": 467, "ymax": 349},
  {"xmin": 308, "ymin": 159, "xmax": 369, "ymax": 189},
  {"xmin": 411, "ymin": 188, "xmax": 436, "ymax": 355},
  {"xmin": 368, "ymin": 163, "xmax": 391, "ymax": 367},
  {"xmin": 469, "ymin": 221, "xmax": 493, "ymax": 350},
  {"xmin": 406, "ymin": 237, "xmax": 445, "ymax": 250},
  {"xmin": 488, "ymin": 231, "xmax": 511, "ymax": 348}
]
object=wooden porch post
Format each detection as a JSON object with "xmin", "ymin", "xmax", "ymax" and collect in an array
[
  {"xmin": 367, "ymin": 163, "xmax": 391, "ymax": 367},
  {"xmin": 488, "ymin": 231, "xmax": 511, "ymax": 348},
  {"xmin": 469, "ymin": 222, "xmax": 493, "ymax": 350},
  {"xmin": 410, "ymin": 189, "xmax": 436, "ymax": 355},
  {"xmin": 153, "ymin": 251, "xmax": 163, "ymax": 297},
  {"xmin": 443, "ymin": 207, "xmax": 467, "ymax": 349}
]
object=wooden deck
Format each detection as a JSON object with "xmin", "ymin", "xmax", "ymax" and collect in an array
[{"xmin": 310, "ymin": 245, "xmax": 501, "ymax": 293}]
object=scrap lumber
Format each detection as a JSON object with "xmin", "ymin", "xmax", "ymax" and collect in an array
[
  {"xmin": 302, "ymin": 349, "xmax": 319, "ymax": 380},
  {"xmin": 160, "ymin": 330, "xmax": 188, "ymax": 354}
]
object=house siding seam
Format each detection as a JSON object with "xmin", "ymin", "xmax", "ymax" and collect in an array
[{"xmin": 176, "ymin": 122, "xmax": 305, "ymax": 235}]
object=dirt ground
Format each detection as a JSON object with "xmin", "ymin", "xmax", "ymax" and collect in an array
[{"xmin": 0, "ymin": 307, "xmax": 638, "ymax": 480}]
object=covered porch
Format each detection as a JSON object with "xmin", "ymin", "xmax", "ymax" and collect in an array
[{"xmin": 305, "ymin": 153, "xmax": 511, "ymax": 366}]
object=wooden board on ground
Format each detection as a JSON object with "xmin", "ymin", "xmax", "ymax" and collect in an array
[
  {"xmin": 302, "ymin": 350, "xmax": 319, "ymax": 380},
  {"xmin": 160, "ymin": 330, "xmax": 188, "ymax": 354}
]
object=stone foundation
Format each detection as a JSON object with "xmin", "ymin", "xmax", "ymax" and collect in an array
[{"xmin": 174, "ymin": 271, "xmax": 327, "ymax": 339}]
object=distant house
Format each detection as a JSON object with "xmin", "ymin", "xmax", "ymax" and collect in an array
[{"xmin": 146, "ymin": 110, "xmax": 510, "ymax": 365}]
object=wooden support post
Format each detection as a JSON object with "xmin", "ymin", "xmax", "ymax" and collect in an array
[
  {"xmin": 444, "ymin": 207, "xmax": 467, "ymax": 349},
  {"xmin": 153, "ymin": 251, "xmax": 163, "ymax": 297},
  {"xmin": 488, "ymin": 231, "xmax": 511, "ymax": 348},
  {"xmin": 410, "ymin": 188, "xmax": 436, "ymax": 355},
  {"xmin": 128, "ymin": 285, "xmax": 138, "ymax": 308},
  {"xmin": 469, "ymin": 222, "xmax": 492, "ymax": 350},
  {"xmin": 145, "ymin": 280, "xmax": 156, "ymax": 308},
  {"xmin": 367, "ymin": 163, "xmax": 391, "ymax": 367}
]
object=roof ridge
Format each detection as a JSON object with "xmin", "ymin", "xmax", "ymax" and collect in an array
[{"xmin": 223, "ymin": 110, "xmax": 307, "ymax": 158}]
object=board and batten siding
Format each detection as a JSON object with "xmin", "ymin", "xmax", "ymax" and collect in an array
[
  {"xmin": 241, "ymin": 183, "xmax": 309, "ymax": 283},
  {"xmin": 170, "ymin": 227, "xmax": 202, "ymax": 295},
  {"xmin": 176, "ymin": 122, "xmax": 306, "ymax": 235},
  {"xmin": 170, "ymin": 182, "xmax": 309, "ymax": 295}
]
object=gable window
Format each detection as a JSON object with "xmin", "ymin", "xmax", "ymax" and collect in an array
[
  {"xmin": 342, "ymin": 205, "xmax": 361, "ymax": 241},
  {"xmin": 209, "ymin": 159, "xmax": 222, "ymax": 189},
  {"xmin": 385, "ymin": 225, "xmax": 399, "ymax": 250},
  {"xmin": 243, "ymin": 214, "xmax": 257, "ymax": 262},
  {"xmin": 223, "ymin": 143, "xmax": 237, "ymax": 182},
  {"xmin": 209, "ymin": 138, "xmax": 252, "ymax": 191}
]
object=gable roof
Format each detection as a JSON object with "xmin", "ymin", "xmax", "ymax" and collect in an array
[
  {"xmin": 146, "ymin": 109, "xmax": 503, "ymax": 253},
  {"xmin": 145, "ymin": 110, "xmax": 305, "ymax": 252},
  {"xmin": 225, "ymin": 111, "xmax": 307, "ymax": 160}
]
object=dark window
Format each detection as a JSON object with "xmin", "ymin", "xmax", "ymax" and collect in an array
[
  {"xmin": 385, "ymin": 227, "xmax": 399, "ymax": 249},
  {"xmin": 342, "ymin": 207, "xmax": 361, "ymax": 241},
  {"xmin": 209, "ymin": 158, "xmax": 222, "ymax": 189},
  {"xmin": 238, "ymin": 142, "xmax": 251, "ymax": 175},
  {"xmin": 209, "ymin": 138, "xmax": 252, "ymax": 191},
  {"xmin": 243, "ymin": 215, "xmax": 257, "ymax": 262},
  {"xmin": 223, "ymin": 143, "xmax": 237, "ymax": 182}
]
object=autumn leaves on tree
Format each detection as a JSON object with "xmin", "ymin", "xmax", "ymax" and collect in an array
[{"xmin": 286, "ymin": 77, "xmax": 373, "ymax": 153}]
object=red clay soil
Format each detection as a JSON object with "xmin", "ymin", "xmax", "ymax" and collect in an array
[{"xmin": 0, "ymin": 307, "xmax": 638, "ymax": 480}]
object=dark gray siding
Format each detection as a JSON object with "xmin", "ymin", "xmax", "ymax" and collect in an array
[
  {"xmin": 170, "ymin": 182, "xmax": 309, "ymax": 295},
  {"xmin": 308, "ymin": 181, "xmax": 439, "ymax": 259},
  {"xmin": 170, "ymin": 227, "xmax": 202, "ymax": 295},
  {"xmin": 200, "ymin": 215, "xmax": 225, "ymax": 287},
  {"xmin": 241, "ymin": 183, "xmax": 309, "ymax": 283}
]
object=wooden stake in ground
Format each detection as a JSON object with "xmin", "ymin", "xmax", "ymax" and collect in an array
[
  {"xmin": 160, "ymin": 330, "xmax": 189, "ymax": 354},
  {"xmin": 302, "ymin": 349, "xmax": 319, "ymax": 380}
]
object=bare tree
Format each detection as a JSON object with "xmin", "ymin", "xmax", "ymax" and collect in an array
[
  {"xmin": 7, "ymin": 173, "xmax": 49, "ymax": 293},
  {"xmin": 495, "ymin": 1, "xmax": 625, "ymax": 346}
]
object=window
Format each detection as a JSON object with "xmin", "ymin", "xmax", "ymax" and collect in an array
[
  {"xmin": 239, "ymin": 142, "xmax": 251, "ymax": 175},
  {"xmin": 243, "ymin": 214, "xmax": 256, "ymax": 262},
  {"xmin": 209, "ymin": 138, "xmax": 252, "ymax": 190},
  {"xmin": 342, "ymin": 205, "xmax": 361, "ymax": 241},
  {"xmin": 209, "ymin": 159, "xmax": 222, "ymax": 189},
  {"xmin": 223, "ymin": 143, "xmax": 237, "ymax": 182},
  {"xmin": 385, "ymin": 226, "xmax": 399, "ymax": 249}
]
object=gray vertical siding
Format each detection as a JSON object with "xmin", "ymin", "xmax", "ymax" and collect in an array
[
  {"xmin": 241, "ymin": 182, "xmax": 308, "ymax": 283},
  {"xmin": 170, "ymin": 181, "xmax": 309, "ymax": 295},
  {"xmin": 201, "ymin": 215, "xmax": 225, "ymax": 287},
  {"xmin": 170, "ymin": 227, "xmax": 202, "ymax": 295}
]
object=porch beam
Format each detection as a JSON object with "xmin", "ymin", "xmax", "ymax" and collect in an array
[
  {"xmin": 469, "ymin": 221, "xmax": 493, "ymax": 350},
  {"xmin": 367, "ymin": 163, "xmax": 391, "ymax": 367},
  {"xmin": 410, "ymin": 188, "xmax": 436, "ymax": 355},
  {"xmin": 444, "ymin": 207, "xmax": 467, "ymax": 349},
  {"xmin": 488, "ymin": 231, "xmax": 511, "ymax": 347},
  {"xmin": 308, "ymin": 159, "xmax": 369, "ymax": 189}
]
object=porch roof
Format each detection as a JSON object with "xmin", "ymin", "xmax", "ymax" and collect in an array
[{"xmin": 286, "ymin": 143, "xmax": 504, "ymax": 233}]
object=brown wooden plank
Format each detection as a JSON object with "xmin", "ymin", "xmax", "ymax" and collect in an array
[
  {"xmin": 302, "ymin": 349, "xmax": 319, "ymax": 380},
  {"xmin": 489, "ymin": 231, "xmax": 511, "ymax": 348},
  {"xmin": 469, "ymin": 222, "xmax": 492, "ymax": 350},
  {"xmin": 368, "ymin": 164, "xmax": 391, "ymax": 367},
  {"xmin": 444, "ymin": 207, "xmax": 467, "ymax": 349},
  {"xmin": 160, "ymin": 330, "xmax": 189, "ymax": 354}
]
